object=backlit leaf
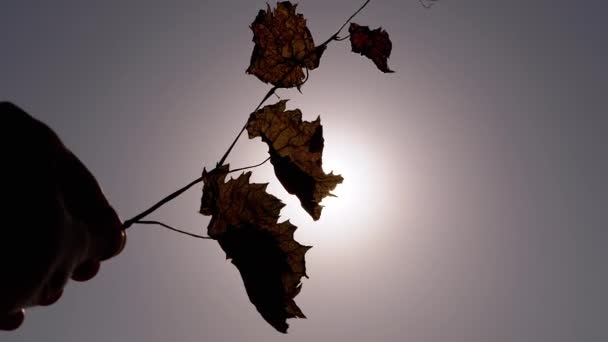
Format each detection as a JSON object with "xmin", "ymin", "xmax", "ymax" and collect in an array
[
  {"xmin": 246, "ymin": 1, "xmax": 325, "ymax": 89},
  {"xmin": 200, "ymin": 165, "xmax": 310, "ymax": 333},
  {"xmin": 246, "ymin": 100, "xmax": 343, "ymax": 220},
  {"xmin": 349, "ymin": 23, "xmax": 394, "ymax": 73}
]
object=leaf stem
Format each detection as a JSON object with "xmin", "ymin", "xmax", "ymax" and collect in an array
[
  {"xmin": 332, "ymin": 0, "xmax": 371, "ymax": 41},
  {"xmin": 318, "ymin": 0, "xmax": 370, "ymax": 48},
  {"xmin": 335, "ymin": 34, "xmax": 351, "ymax": 41},
  {"xmin": 229, "ymin": 157, "xmax": 271, "ymax": 174},
  {"xmin": 216, "ymin": 86, "xmax": 278, "ymax": 167},
  {"xmin": 122, "ymin": 176, "xmax": 204, "ymax": 229},
  {"xmin": 134, "ymin": 220, "xmax": 212, "ymax": 239}
]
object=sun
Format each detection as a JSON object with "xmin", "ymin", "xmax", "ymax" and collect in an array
[{"xmin": 257, "ymin": 126, "xmax": 391, "ymax": 251}]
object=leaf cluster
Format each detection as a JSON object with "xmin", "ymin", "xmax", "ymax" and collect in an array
[
  {"xmin": 197, "ymin": 1, "xmax": 394, "ymax": 333},
  {"xmin": 124, "ymin": 0, "xmax": 399, "ymax": 333}
]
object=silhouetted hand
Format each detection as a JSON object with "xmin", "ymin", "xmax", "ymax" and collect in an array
[{"xmin": 0, "ymin": 102, "xmax": 126, "ymax": 331}]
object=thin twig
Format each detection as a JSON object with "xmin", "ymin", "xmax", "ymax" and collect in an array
[
  {"xmin": 134, "ymin": 220, "xmax": 212, "ymax": 239},
  {"xmin": 335, "ymin": 34, "xmax": 351, "ymax": 41},
  {"xmin": 216, "ymin": 86, "xmax": 278, "ymax": 167},
  {"xmin": 334, "ymin": 0, "xmax": 371, "ymax": 39},
  {"xmin": 122, "ymin": 176, "xmax": 204, "ymax": 229},
  {"xmin": 317, "ymin": 0, "xmax": 371, "ymax": 48},
  {"xmin": 228, "ymin": 157, "xmax": 271, "ymax": 174}
]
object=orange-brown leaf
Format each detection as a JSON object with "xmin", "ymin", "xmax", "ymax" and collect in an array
[
  {"xmin": 246, "ymin": 100, "xmax": 343, "ymax": 220},
  {"xmin": 200, "ymin": 165, "xmax": 310, "ymax": 333},
  {"xmin": 246, "ymin": 1, "xmax": 325, "ymax": 89}
]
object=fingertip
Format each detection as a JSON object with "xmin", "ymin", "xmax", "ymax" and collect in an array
[
  {"xmin": 38, "ymin": 288, "xmax": 63, "ymax": 307},
  {"xmin": 72, "ymin": 260, "xmax": 101, "ymax": 282},
  {"xmin": 0, "ymin": 309, "xmax": 25, "ymax": 331},
  {"xmin": 100, "ymin": 229, "xmax": 127, "ymax": 261}
]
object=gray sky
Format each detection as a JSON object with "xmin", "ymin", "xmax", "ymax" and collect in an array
[{"xmin": 1, "ymin": 0, "xmax": 606, "ymax": 341}]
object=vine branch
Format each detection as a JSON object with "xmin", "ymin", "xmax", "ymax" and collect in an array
[
  {"xmin": 122, "ymin": 0, "xmax": 371, "ymax": 232},
  {"xmin": 330, "ymin": 0, "xmax": 370, "ymax": 42},
  {"xmin": 135, "ymin": 220, "xmax": 212, "ymax": 239},
  {"xmin": 216, "ymin": 86, "xmax": 278, "ymax": 167},
  {"xmin": 122, "ymin": 176, "xmax": 204, "ymax": 229},
  {"xmin": 228, "ymin": 157, "xmax": 271, "ymax": 174}
]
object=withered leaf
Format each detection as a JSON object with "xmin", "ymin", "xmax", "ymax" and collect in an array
[
  {"xmin": 349, "ymin": 23, "xmax": 394, "ymax": 73},
  {"xmin": 246, "ymin": 100, "xmax": 343, "ymax": 221},
  {"xmin": 200, "ymin": 165, "xmax": 310, "ymax": 333},
  {"xmin": 246, "ymin": 1, "xmax": 325, "ymax": 89}
]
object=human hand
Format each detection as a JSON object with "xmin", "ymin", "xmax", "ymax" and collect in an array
[{"xmin": 0, "ymin": 102, "xmax": 126, "ymax": 330}]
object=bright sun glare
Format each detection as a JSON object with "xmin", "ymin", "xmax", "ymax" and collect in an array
[{"xmin": 266, "ymin": 129, "xmax": 390, "ymax": 249}]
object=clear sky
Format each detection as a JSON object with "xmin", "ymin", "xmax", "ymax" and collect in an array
[{"xmin": 1, "ymin": 0, "xmax": 606, "ymax": 341}]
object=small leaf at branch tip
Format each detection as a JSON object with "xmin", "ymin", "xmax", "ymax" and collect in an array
[{"xmin": 349, "ymin": 22, "xmax": 394, "ymax": 73}]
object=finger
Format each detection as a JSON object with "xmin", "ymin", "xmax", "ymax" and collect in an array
[
  {"xmin": 57, "ymin": 149, "xmax": 124, "ymax": 260},
  {"xmin": 38, "ymin": 269, "xmax": 69, "ymax": 307},
  {"xmin": 71, "ymin": 260, "xmax": 101, "ymax": 282},
  {"xmin": 72, "ymin": 230, "xmax": 125, "ymax": 282},
  {"xmin": 0, "ymin": 309, "xmax": 25, "ymax": 331},
  {"xmin": 100, "ymin": 229, "xmax": 127, "ymax": 261},
  {"xmin": 38, "ymin": 289, "xmax": 63, "ymax": 307}
]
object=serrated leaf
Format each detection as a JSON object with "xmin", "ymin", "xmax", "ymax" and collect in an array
[
  {"xmin": 200, "ymin": 165, "xmax": 310, "ymax": 333},
  {"xmin": 246, "ymin": 100, "xmax": 343, "ymax": 220},
  {"xmin": 349, "ymin": 23, "xmax": 394, "ymax": 73},
  {"xmin": 246, "ymin": 1, "xmax": 325, "ymax": 89}
]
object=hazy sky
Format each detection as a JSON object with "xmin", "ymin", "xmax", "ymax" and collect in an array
[{"xmin": 1, "ymin": 0, "xmax": 606, "ymax": 341}]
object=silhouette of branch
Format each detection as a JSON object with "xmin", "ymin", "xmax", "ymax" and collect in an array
[
  {"xmin": 331, "ymin": 0, "xmax": 371, "ymax": 42},
  {"xmin": 217, "ymin": 86, "xmax": 278, "ymax": 167},
  {"xmin": 335, "ymin": 34, "xmax": 351, "ymax": 41},
  {"xmin": 229, "ymin": 157, "xmax": 271, "ymax": 174},
  {"xmin": 122, "ymin": 176, "xmax": 204, "ymax": 229},
  {"xmin": 123, "ymin": 0, "xmax": 373, "ymax": 235},
  {"xmin": 134, "ymin": 220, "xmax": 212, "ymax": 239}
]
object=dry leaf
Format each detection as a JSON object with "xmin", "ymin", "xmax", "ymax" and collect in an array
[
  {"xmin": 246, "ymin": 100, "xmax": 343, "ymax": 220},
  {"xmin": 246, "ymin": 1, "xmax": 325, "ymax": 89},
  {"xmin": 349, "ymin": 23, "xmax": 394, "ymax": 73},
  {"xmin": 200, "ymin": 165, "xmax": 310, "ymax": 333}
]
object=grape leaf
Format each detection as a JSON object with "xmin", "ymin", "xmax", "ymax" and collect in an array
[
  {"xmin": 246, "ymin": 100, "xmax": 343, "ymax": 221},
  {"xmin": 200, "ymin": 165, "xmax": 310, "ymax": 333},
  {"xmin": 349, "ymin": 23, "xmax": 394, "ymax": 73},
  {"xmin": 246, "ymin": 1, "xmax": 325, "ymax": 89}
]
